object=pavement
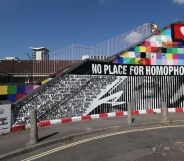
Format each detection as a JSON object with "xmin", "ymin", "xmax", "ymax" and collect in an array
[
  {"xmin": 0, "ymin": 113, "xmax": 184, "ymax": 160},
  {"xmin": 17, "ymin": 125, "xmax": 184, "ymax": 161}
]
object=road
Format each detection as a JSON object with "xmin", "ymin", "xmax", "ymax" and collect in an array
[
  {"xmin": 9, "ymin": 125, "xmax": 184, "ymax": 161},
  {"xmin": 1, "ymin": 113, "xmax": 178, "ymax": 156}
]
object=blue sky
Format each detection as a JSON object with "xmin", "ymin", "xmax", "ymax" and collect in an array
[{"xmin": 0, "ymin": 0, "xmax": 184, "ymax": 59}]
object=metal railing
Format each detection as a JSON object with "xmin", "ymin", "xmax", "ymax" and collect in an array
[
  {"xmin": 28, "ymin": 22, "xmax": 150, "ymax": 83},
  {"xmin": 0, "ymin": 23, "xmax": 151, "ymax": 84},
  {"xmin": 49, "ymin": 23, "xmax": 151, "ymax": 61}
]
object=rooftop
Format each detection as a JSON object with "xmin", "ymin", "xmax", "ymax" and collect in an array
[{"xmin": 30, "ymin": 47, "xmax": 50, "ymax": 52}]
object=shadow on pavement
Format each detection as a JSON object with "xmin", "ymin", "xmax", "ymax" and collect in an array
[{"xmin": 38, "ymin": 132, "xmax": 59, "ymax": 142}]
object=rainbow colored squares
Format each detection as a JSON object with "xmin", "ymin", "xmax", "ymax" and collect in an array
[
  {"xmin": 0, "ymin": 85, "xmax": 39, "ymax": 102},
  {"xmin": 113, "ymin": 23, "xmax": 184, "ymax": 65}
]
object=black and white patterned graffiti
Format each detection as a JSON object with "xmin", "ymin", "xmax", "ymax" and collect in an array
[
  {"xmin": 128, "ymin": 76, "xmax": 184, "ymax": 110},
  {"xmin": 13, "ymin": 74, "xmax": 184, "ymax": 125},
  {"xmin": 13, "ymin": 74, "xmax": 117, "ymax": 125},
  {"xmin": 88, "ymin": 76, "xmax": 184, "ymax": 115},
  {"xmin": 85, "ymin": 76, "xmax": 127, "ymax": 114}
]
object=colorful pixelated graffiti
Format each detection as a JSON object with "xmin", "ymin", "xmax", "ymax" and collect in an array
[
  {"xmin": 0, "ymin": 85, "xmax": 39, "ymax": 103},
  {"xmin": 113, "ymin": 23, "xmax": 184, "ymax": 65}
]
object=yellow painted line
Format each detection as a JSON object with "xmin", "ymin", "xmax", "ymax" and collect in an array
[{"xmin": 22, "ymin": 124, "xmax": 184, "ymax": 161}]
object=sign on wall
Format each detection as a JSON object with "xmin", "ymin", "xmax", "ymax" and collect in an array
[
  {"xmin": 69, "ymin": 60, "xmax": 184, "ymax": 76},
  {"xmin": 91, "ymin": 63, "xmax": 184, "ymax": 76},
  {"xmin": 0, "ymin": 104, "xmax": 11, "ymax": 134},
  {"xmin": 172, "ymin": 23, "xmax": 184, "ymax": 42}
]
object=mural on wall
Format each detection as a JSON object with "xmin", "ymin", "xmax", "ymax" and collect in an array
[
  {"xmin": 84, "ymin": 76, "xmax": 126, "ymax": 115},
  {"xmin": 108, "ymin": 22, "xmax": 184, "ymax": 111},
  {"xmin": 0, "ymin": 85, "xmax": 39, "ymax": 103},
  {"xmin": 13, "ymin": 75, "xmax": 118, "ymax": 124},
  {"xmin": 0, "ymin": 104, "xmax": 11, "ymax": 134},
  {"xmin": 12, "ymin": 22, "xmax": 184, "ymax": 125},
  {"xmin": 112, "ymin": 23, "xmax": 184, "ymax": 65}
]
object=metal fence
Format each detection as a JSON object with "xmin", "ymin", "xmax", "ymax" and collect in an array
[
  {"xmin": 31, "ymin": 23, "xmax": 151, "ymax": 83},
  {"xmin": 49, "ymin": 23, "xmax": 151, "ymax": 61},
  {"xmin": 1, "ymin": 23, "xmax": 151, "ymax": 84},
  {"xmin": 89, "ymin": 76, "xmax": 184, "ymax": 114}
]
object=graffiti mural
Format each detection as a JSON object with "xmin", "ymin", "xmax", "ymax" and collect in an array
[
  {"xmin": 13, "ymin": 22, "xmax": 184, "ymax": 125},
  {"xmin": 0, "ymin": 85, "xmax": 39, "ymax": 103},
  {"xmin": 110, "ymin": 22, "xmax": 184, "ymax": 111},
  {"xmin": 113, "ymin": 23, "xmax": 184, "ymax": 65}
]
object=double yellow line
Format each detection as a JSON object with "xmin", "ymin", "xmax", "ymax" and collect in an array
[{"xmin": 22, "ymin": 124, "xmax": 184, "ymax": 161}]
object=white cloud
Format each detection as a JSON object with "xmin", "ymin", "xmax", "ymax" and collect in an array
[
  {"xmin": 125, "ymin": 32, "xmax": 143, "ymax": 44},
  {"xmin": 173, "ymin": 0, "xmax": 184, "ymax": 4}
]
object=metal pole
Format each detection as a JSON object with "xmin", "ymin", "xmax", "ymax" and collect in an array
[
  {"xmin": 32, "ymin": 60, "xmax": 34, "ymax": 83},
  {"xmin": 161, "ymin": 76, "xmax": 168, "ymax": 124},
  {"xmin": 127, "ymin": 102, "xmax": 132, "ymax": 125},
  {"xmin": 161, "ymin": 101, "xmax": 167, "ymax": 124},
  {"xmin": 107, "ymin": 40, "xmax": 110, "ymax": 56},
  {"xmin": 29, "ymin": 109, "xmax": 38, "ymax": 145},
  {"xmin": 54, "ymin": 52, "xmax": 56, "ymax": 73}
]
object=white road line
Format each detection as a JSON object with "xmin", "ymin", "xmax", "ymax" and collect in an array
[{"xmin": 22, "ymin": 124, "xmax": 184, "ymax": 161}]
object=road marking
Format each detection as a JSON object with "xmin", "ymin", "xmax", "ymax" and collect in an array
[{"xmin": 22, "ymin": 124, "xmax": 184, "ymax": 161}]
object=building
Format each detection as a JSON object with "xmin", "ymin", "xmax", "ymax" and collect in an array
[
  {"xmin": 82, "ymin": 55, "xmax": 108, "ymax": 60},
  {"xmin": 31, "ymin": 47, "xmax": 50, "ymax": 60},
  {"xmin": 0, "ymin": 60, "xmax": 80, "ymax": 85},
  {"xmin": 4, "ymin": 57, "xmax": 20, "ymax": 60}
]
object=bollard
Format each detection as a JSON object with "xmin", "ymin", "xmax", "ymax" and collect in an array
[
  {"xmin": 127, "ymin": 103, "xmax": 132, "ymax": 125},
  {"xmin": 29, "ymin": 109, "xmax": 38, "ymax": 145},
  {"xmin": 161, "ymin": 101, "xmax": 167, "ymax": 124}
]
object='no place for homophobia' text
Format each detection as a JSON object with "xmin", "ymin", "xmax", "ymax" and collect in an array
[{"xmin": 91, "ymin": 63, "xmax": 184, "ymax": 76}]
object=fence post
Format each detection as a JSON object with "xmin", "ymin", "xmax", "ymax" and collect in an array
[
  {"xmin": 127, "ymin": 102, "xmax": 132, "ymax": 125},
  {"xmin": 161, "ymin": 101, "xmax": 167, "ymax": 124},
  {"xmin": 29, "ymin": 109, "xmax": 38, "ymax": 145}
]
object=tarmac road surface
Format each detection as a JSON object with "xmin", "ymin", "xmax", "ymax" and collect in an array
[{"xmin": 9, "ymin": 125, "xmax": 184, "ymax": 161}]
